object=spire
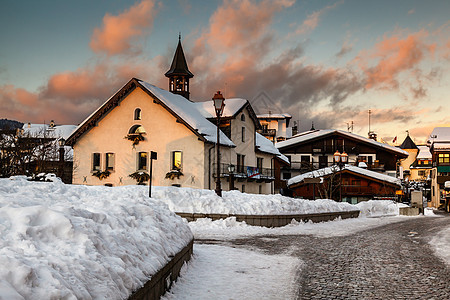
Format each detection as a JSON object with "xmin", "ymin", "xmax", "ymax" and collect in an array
[
  {"xmin": 310, "ymin": 121, "xmax": 315, "ymax": 131},
  {"xmin": 165, "ymin": 37, "xmax": 194, "ymax": 78},
  {"xmin": 165, "ymin": 36, "xmax": 194, "ymax": 99},
  {"xmin": 399, "ymin": 133, "xmax": 418, "ymax": 150}
]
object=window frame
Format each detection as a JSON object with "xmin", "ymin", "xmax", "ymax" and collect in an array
[
  {"xmin": 171, "ymin": 151, "xmax": 183, "ymax": 171},
  {"xmin": 105, "ymin": 153, "xmax": 115, "ymax": 171},
  {"xmin": 241, "ymin": 126, "xmax": 245, "ymax": 142},
  {"xmin": 134, "ymin": 108, "xmax": 142, "ymax": 120},
  {"xmin": 138, "ymin": 152, "xmax": 148, "ymax": 170},
  {"xmin": 92, "ymin": 153, "xmax": 101, "ymax": 171}
]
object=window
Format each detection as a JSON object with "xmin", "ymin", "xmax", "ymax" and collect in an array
[
  {"xmin": 259, "ymin": 185, "xmax": 263, "ymax": 194},
  {"xmin": 242, "ymin": 184, "xmax": 245, "ymax": 193},
  {"xmin": 237, "ymin": 154, "xmax": 245, "ymax": 173},
  {"xmin": 129, "ymin": 125, "xmax": 146, "ymax": 134},
  {"xmin": 257, "ymin": 157, "xmax": 263, "ymax": 171},
  {"xmin": 283, "ymin": 172, "xmax": 292, "ymax": 180},
  {"xmin": 105, "ymin": 153, "xmax": 115, "ymax": 171},
  {"xmin": 134, "ymin": 108, "xmax": 141, "ymax": 120},
  {"xmin": 438, "ymin": 153, "xmax": 450, "ymax": 164},
  {"xmin": 241, "ymin": 127, "xmax": 245, "ymax": 142},
  {"xmin": 138, "ymin": 152, "xmax": 148, "ymax": 170},
  {"xmin": 172, "ymin": 151, "xmax": 182, "ymax": 170},
  {"xmin": 241, "ymin": 114, "xmax": 245, "ymax": 121},
  {"xmin": 92, "ymin": 153, "xmax": 101, "ymax": 171},
  {"xmin": 418, "ymin": 170, "xmax": 425, "ymax": 177}
]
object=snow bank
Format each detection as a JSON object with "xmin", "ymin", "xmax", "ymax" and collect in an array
[
  {"xmin": 355, "ymin": 200, "xmax": 405, "ymax": 217},
  {"xmin": 0, "ymin": 178, "xmax": 192, "ymax": 300},
  {"xmin": 152, "ymin": 187, "xmax": 356, "ymax": 215},
  {"xmin": 429, "ymin": 226, "xmax": 450, "ymax": 266}
]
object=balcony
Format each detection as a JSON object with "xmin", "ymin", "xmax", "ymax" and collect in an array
[
  {"xmin": 257, "ymin": 128, "xmax": 276, "ymax": 138},
  {"xmin": 342, "ymin": 185, "xmax": 373, "ymax": 196},
  {"xmin": 212, "ymin": 163, "xmax": 274, "ymax": 182},
  {"xmin": 288, "ymin": 161, "xmax": 385, "ymax": 173}
]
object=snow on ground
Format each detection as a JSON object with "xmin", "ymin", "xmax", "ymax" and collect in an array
[
  {"xmin": 0, "ymin": 177, "xmax": 192, "ymax": 300},
  {"xmin": 152, "ymin": 186, "xmax": 356, "ymax": 215},
  {"xmin": 1, "ymin": 178, "xmax": 448, "ymax": 300},
  {"xmin": 162, "ymin": 244, "xmax": 300, "ymax": 300}
]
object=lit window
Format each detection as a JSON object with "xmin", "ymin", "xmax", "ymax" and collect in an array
[
  {"xmin": 106, "ymin": 153, "xmax": 115, "ymax": 171},
  {"xmin": 172, "ymin": 151, "xmax": 182, "ymax": 170},
  {"xmin": 138, "ymin": 152, "xmax": 148, "ymax": 170},
  {"xmin": 129, "ymin": 125, "xmax": 146, "ymax": 134},
  {"xmin": 134, "ymin": 108, "xmax": 141, "ymax": 120},
  {"xmin": 438, "ymin": 153, "xmax": 450, "ymax": 164},
  {"xmin": 92, "ymin": 153, "xmax": 101, "ymax": 171}
]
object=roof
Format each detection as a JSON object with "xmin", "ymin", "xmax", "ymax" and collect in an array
[
  {"xmin": 257, "ymin": 113, "xmax": 292, "ymax": 120},
  {"xmin": 22, "ymin": 123, "xmax": 77, "ymax": 140},
  {"xmin": 276, "ymin": 129, "xmax": 408, "ymax": 157},
  {"xmin": 67, "ymin": 78, "xmax": 234, "ymax": 147},
  {"xmin": 399, "ymin": 135, "xmax": 418, "ymax": 150},
  {"xmin": 193, "ymin": 98, "xmax": 248, "ymax": 119},
  {"xmin": 287, "ymin": 164, "xmax": 401, "ymax": 187},
  {"xmin": 164, "ymin": 38, "xmax": 193, "ymax": 78},
  {"xmin": 428, "ymin": 127, "xmax": 450, "ymax": 148},
  {"xmin": 193, "ymin": 97, "xmax": 261, "ymax": 130},
  {"xmin": 416, "ymin": 145, "xmax": 432, "ymax": 159},
  {"xmin": 255, "ymin": 132, "xmax": 281, "ymax": 156},
  {"xmin": 433, "ymin": 143, "xmax": 450, "ymax": 150}
]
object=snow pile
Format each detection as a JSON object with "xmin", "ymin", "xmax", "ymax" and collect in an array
[
  {"xmin": 0, "ymin": 178, "xmax": 192, "ymax": 299},
  {"xmin": 429, "ymin": 226, "xmax": 450, "ymax": 267},
  {"xmin": 356, "ymin": 200, "xmax": 405, "ymax": 217},
  {"xmin": 152, "ymin": 187, "xmax": 356, "ymax": 215}
]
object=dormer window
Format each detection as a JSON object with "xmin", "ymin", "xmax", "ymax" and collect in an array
[
  {"xmin": 241, "ymin": 114, "xmax": 245, "ymax": 122},
  {"xmin": 134, "ymin": 108, "xmax": 141, "ymax": 120}
]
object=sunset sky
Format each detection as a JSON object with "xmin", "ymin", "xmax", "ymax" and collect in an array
[{"xmin": 1, "ymin": 0, "xmax": 449, "ymax": 144}]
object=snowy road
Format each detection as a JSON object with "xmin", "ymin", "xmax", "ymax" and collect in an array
[{"xmin": 199, "ymin": 215, "xmax": 450, "ymax": 299}]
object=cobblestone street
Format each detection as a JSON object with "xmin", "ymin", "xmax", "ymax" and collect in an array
[{"xmin": 198, "ymin": 215, "xmax": 450, "ymax": 299}]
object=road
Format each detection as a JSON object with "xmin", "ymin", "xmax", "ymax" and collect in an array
[{"xmin": 199, "ymin": 215, "xmax": 450, "ymax": 299}]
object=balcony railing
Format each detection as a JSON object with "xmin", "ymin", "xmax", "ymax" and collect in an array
[
  {"xmin": 212, "ymin": 163, "xmax": 274, "ymax": 181},
  {"xmin": 256, "ymin": 128, "xmax": 276, "ymax": 137},
  {"xmin": 342, "ymin": 185, "xmax": 373, "ymax": 195},
  {"xmin": 287, "ymin": 161, "xmax": 385, "ymax": 173}
]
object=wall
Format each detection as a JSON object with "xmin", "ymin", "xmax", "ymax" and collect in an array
[{"xmin": 72, "ymin": 87, "xmax": 206, "ymax": 189}]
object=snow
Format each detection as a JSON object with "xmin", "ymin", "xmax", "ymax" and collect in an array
[
  {"xmin": 152, "ymin": 187, "xmax": 356, "ymax": 215},
  {"xmin": 287, "ymin": 164, "xmax": 401, "ymax": 187},
  {"xmin": 416, "ymin": 145, "xmax": 432, "ymax": 159},
  {"xmin": 255, "ymin": 132, "xmax": 281, "ymax": 155},
  {"xmin": 428, "ymin": 127, "xmax": 450, "ymax": 144},
  {"xmin": 276, "ymin": 129, "xmax": 409, "ymax": 156},
  {"xmin": 0, "ymin": 177, "xmax": 192, "ymax": 299},
  {"xmin": 257, "ymin": 113, "xmax": 292, "ymax": 119},
  {"xmin": 433, "ymin": 143, "xmax": 450, "ymax": 150},
  {"xmin": 2, "ymin": 177, "xmax": 449, "ymax": 299},
  {"xmin": 138, "ymin": 81, "xmax": 234, "ymax": 147},
  {"xmin": 162, "ymin": 244, "xmax": 299, "ymax": 300},
  {"xmin": 22, "ymin": 123, "xmax": 77, "ymax": 140},
  {"xmin": 193, "ymin": 98, "xmax": 248, "ymax": 119}
]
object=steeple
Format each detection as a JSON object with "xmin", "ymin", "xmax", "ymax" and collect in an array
[
  {"xmin": 165, "ymin": 35, "xmax": 194, "ymax": 100},
  {"xmin": 310, "ymin": 121, "xmax": 315, "ymax": 131},
  {"xmin": 399, "ymin": 131, "xmax": 419, "ymax": 150}
]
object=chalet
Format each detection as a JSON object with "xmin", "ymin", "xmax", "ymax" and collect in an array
[
  {"xmin": 256, "ymin": 113, "xmax": 292, "ymax": 143},
  {"xmin": 276, "ymin": 129, "xmax": 409, "ymax": 183},
  {"xmin": 66, "ymin": 39, "xmax": 281, "ymax": 194},
  {"xmin": 287, "ymin": 164, "xmax": 401, "ymax": 203},
  {"xmin": 427, "ymin": 127, "xmax": 450, "ymax": 208}
]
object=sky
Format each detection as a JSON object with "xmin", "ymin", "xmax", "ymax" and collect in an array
[{"xmin": 1, "ymin": 0, "xmax": 449, "ymax": 144}]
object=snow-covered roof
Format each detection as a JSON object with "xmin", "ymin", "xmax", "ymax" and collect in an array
[
  {"xmin": 428, "ymin": 127, "xmax": 450, "ymax": 144},
  {"xmin": 139, "ymin": 81, "xmax": 235, "ymax": 147},
  {"xmin": 22, "ymin": 124, "xmax": 77, "ymax": 140},
  {"xmin": 257, "ymin": 113, "xmax": 292, "ymax": 120},
  {"xmin": 277, "ymin": 153, "xmax": 290, "ymax": 164},
  {"xmin": 255, "ymin": 132, "xmax": 281, "ymax": 155},
  {"xmin": 287, "ymin": 164, "xmax": 401, "ymax": 187},
  {"xmin": 416, "ymin": 146, "xmax": 431, "ymax": 159},
  {"xmin": 433, "ymin": 143, "xmax": 450, "ymax": 150},
  {"xmin": 277, "ymin": 129, "xmax": 408, "ymax": 156},
  {"xmin": 193, "ymin": 98, "xmax": 248, "ymax": 119}
]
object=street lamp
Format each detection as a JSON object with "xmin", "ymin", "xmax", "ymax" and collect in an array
[
  {"xmin": 58, "ymin": 138, "xmax": 66, "ymax": 181},
  {"xmin": 213, "ymin": 91, "xmax": 225, "ymax": 196},
  {"xmin": 228, "ymin": 163, "xmax": 235, "ymax": 191},
  {"xmin": 333, "ymin": 150, "xmax": 348, "ymax": 202}
]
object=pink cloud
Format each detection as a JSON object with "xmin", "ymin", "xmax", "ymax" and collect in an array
[
  {"xmin": 295, "ymin": 1, "xmax": 342, "ymax": 35},
  {"xmin": 90, "ymin": 0, "xmax": 158, "ymax": 56},
  {"xmin": 357, "ymin": 30, "xmax": 436, "ymax": 89}
]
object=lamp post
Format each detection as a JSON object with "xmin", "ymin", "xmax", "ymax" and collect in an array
[
  {"xmin": 58, "ymin": 138, "xmax": 66, "ymax": 181},
  {"xmin": 213, "ymin": 91, "xmax": 225, "ymax": 196},
  {"xmin": 228, "ymin": 164, "xmax": 235, "ymax": 191},
  {"xmin": 333, "ymin": 150, "xmax": 348, "ymax": 202}
]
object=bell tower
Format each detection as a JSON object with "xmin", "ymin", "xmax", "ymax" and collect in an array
[{"xmin": 165, "ymin": 34, "xmax": 194, "ymax": 100}]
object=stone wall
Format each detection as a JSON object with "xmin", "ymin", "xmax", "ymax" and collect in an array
[
  {"xmin": 176, "ymin": 211, "xmax": 360, "ymax": 227},
  {"xmin": 128, "ymin": 239, "xmax": 193, "ymax": 300}
]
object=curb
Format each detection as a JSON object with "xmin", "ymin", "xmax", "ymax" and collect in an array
[
  {"xmin": 176, "ymin": 210, "xmax": 360, "ymax": 227},
  {"xmin": 128, "ymin": 238, "xmax": 194, "ymax": 300}
]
